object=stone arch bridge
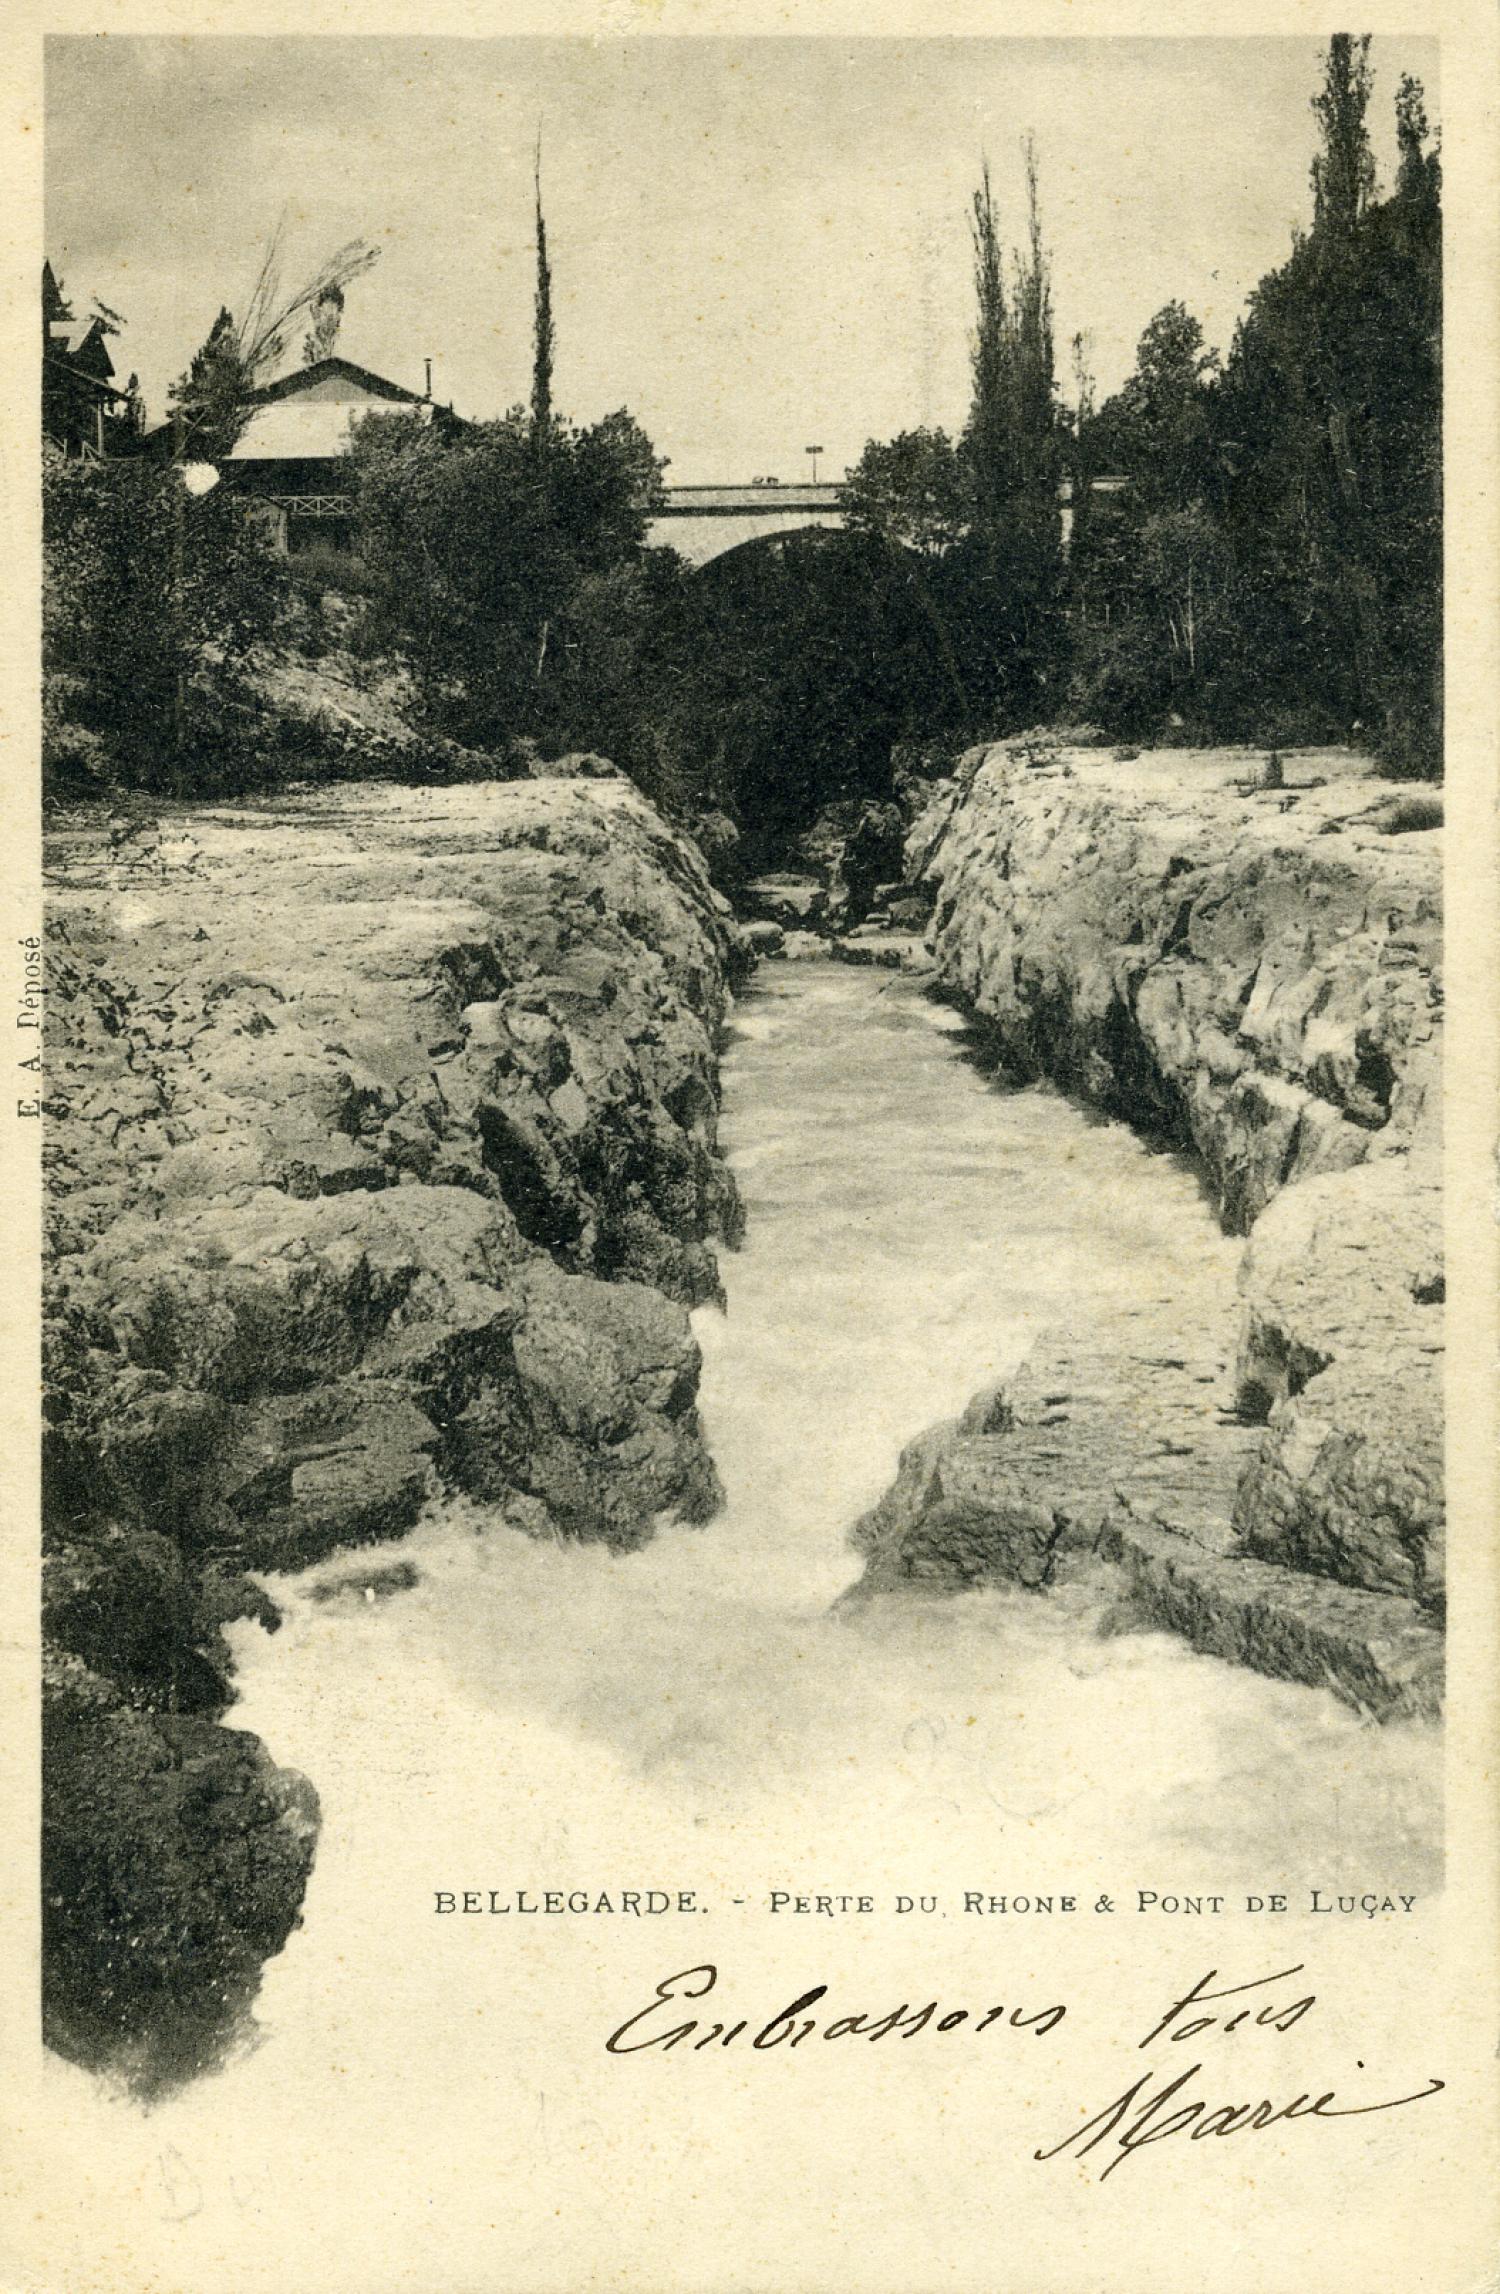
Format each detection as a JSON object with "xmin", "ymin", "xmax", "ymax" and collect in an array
[
  {"xmin": 648, "ymin": 482, "xmax": 846, "ymax": 568},
  {"xmin": 648, "ymin": 477, "xmax": 1116, "ymax": 568}
]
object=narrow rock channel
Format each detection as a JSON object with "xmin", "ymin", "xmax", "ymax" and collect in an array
[
  {"xmin": 42, "ymin": 763, "xmax": 1441, "ymax": 2114},
  {"xmin": 217, "ymin": 961, "xmax": 1437, "ymax": 2064}
]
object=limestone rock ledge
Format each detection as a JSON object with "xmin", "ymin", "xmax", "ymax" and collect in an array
[
  {"xmin": 848, "ymin": 741, "xmax": 1444, "ymax": 1720},
  {"xmin": 43, "ymin": 775, "xmax": 743, "ymax": 2088}
]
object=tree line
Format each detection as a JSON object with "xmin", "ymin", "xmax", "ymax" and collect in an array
[
  {"xmin": 1065, "ymin": 41, "xmax": 1441, "ymax": 771},
  {"xmin": 42, "ymin": 37, "xmax": 1441, "ymax": 817},
  {"xmin": 840, "ymin": 36, "xmax": 1441, "ymax": 777}
]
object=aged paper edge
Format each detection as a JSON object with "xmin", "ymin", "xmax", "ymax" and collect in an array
[{"xmin": 0, "ymin": 5, "xmax": 1495, "ymax": 2289}]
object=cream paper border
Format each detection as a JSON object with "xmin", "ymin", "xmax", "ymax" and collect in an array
[{"xmin": 1, "ymin": 8, "xmax": 1496, "ymax": 2292}]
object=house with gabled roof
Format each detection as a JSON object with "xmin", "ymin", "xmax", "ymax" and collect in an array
[
  {"xmin": 222, "ymin": 355, "xmax": 454, "ymax": 552},
  {"xmin": 139, "ymin": 350, "xmax": 458, "ymax": 548},
  {"xmin": 43, "ymin": 261, "xmax": 137, "ymax": 460}
]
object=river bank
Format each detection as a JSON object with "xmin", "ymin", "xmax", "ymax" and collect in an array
[
  {"xmin": 833, "ymin": 738, "xmax": 1444, "ymax": 1719},
  {"xmin": 42, "ymin": 772, "xmax": 744, "ymax": 2088}
]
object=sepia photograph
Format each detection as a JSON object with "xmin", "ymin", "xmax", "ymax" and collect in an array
[{"xmin": 10, "ymin": 20, "xmax": 1493, "ymax": 2291}]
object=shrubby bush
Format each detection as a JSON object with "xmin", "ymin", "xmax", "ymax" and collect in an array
[
  {"xmin": 347, "ymin": 405, "xmax": 669, "ymax": 760},
  {"xmin": 43, "ymin": 454, "xmax": 288, "ymax": 801}
]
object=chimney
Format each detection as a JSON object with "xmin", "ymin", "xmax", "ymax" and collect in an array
[{"xmin": 423, "ymin": 358, "xmax": 433, "ymax": 401}]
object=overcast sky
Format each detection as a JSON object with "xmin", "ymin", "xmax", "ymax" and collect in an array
[{"xmin": 45, "ymin": 36, "xmax": 1437, "ymax": 483}]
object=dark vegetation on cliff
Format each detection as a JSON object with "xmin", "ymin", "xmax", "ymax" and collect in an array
[
  {"xmin": 841, "ymin": 41, "xmax": 1441, "ymax": 780},
  {"xmin": 1068, "ymin": 52, "xmax": 1440, "ymax": 773}
]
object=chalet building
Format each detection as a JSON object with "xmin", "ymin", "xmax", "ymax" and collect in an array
[
  {"xmin": 220, "ymin": 356, "xmax": 453, "ymax": 552},
  {"xmin": 42, "ymin": 261, "xmax": 138, "ymax": 460}
]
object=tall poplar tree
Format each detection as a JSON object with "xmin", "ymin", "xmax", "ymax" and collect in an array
[
  {"xmin": 1311, "ymin": 34, "xmax": 1376, "ymax": 236},
  {"xmin": 965, "ymin": 159, "xmax": 1012, "ymax": 534},
  {"xmin": 956, "ymin": 140, "xmax": 1063, "ymax": 713},
  {"xmin": 531, "ymin": 133, "xmax": 555, "ymax": 455},
  {"xmin": 1009, "ymin": 136, "xmax": 1063, "ymax": 571}
]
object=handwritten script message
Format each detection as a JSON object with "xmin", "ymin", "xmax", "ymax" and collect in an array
[{"xmin": 604, "ymin": 1962, "xmax": 1444, "ymax": 2180}]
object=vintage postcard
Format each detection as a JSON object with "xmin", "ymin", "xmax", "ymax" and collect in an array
[{"xmin": 2, "ymin": 5, "xmax": 1497, "ymax": 2290}]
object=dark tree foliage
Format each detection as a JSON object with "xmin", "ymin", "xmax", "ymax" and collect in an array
[
  {"xmin": 965, "ymin": 162, "xmax": 1014, "ymax": 533},
  {"xmin": 1071, "ymin": 44, "xmax": 1441, "ymax": 774},
  {"xmin": 1068, "ymin": 305, "xmax": 1232, "ymax": 729},
  {"xmin": 167, "ymin": 308, "xmax": 252, "ymax": 464},
  {"xmin": 1311, "ymin": 34, "xmax": 1376, "ymax": 236},
  {"xmin": 1208, "ymin": 66, "xmax": 1440, "ymax": 767},
  {"xmin": 841, "ymin": 428, "xmax": 969, "ymax": 560},
  {"xmin": 639, "ymin": 530, "xmax": 956, "ymax": 866},
  {"xmin": 959, "ymin": 141, "xmax": 1065, "ymax": 719},
  {"xmin": 531, "ymin": 138, "xmax": 556, "ymax": 451},
  {"xmin": 348, "ymin": 404, "xmax": 666, "ymax": 754},
  {"xmin": 43, "ymin": 456, "xmax": 287, "ymax": 798},
  {"xmin": 302, "ymin": 283, "xmax": 344, "ymax": 366},
  {"xmin": 1087, "ymin": 303, "xmax": 1219, "ymax": 513},
  {"xmin": 837, "ymin": 144, "xmax": 1067, "ymax": 747}
]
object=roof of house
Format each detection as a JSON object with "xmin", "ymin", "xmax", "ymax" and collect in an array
[
  {"xmin": 250, "ymin": 356, "xmax": 427, "ymax": 408},
  {"xmin": 46, "ymin": 360, "xmax": 126, "ymax": 405},
  {"xmin": 227, "ymin": 399, "xmax": 430, "ymax": 463},
  {"xmin": 68, "ymin": 318, "xmax": 118, "ymax": 383},
  {"xmin": 222, "ymin": 355, "xmax": 430, "ymax": 463},
  {"xmin": 42, "ymin": 261, "xmax": 73, "ymax": 326}
]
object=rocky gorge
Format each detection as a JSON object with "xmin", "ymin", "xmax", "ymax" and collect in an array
[
  {"xmin": 42, "ymin": 732, "xmax": 1446, "ymax": 2096},
  {"xmin": 42, "ymin": 771, "xmax": 745, "ymax": 2089},
  {"xmin": 835, "ymin": 737, "xmax": 1444, "ymax": 1723}
]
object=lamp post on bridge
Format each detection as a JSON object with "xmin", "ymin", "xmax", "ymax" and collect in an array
[{"xmin": 805, "ymin": 444, "xmax": 824, "ymax": 485}]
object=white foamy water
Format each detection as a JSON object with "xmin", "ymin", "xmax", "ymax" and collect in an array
[
  {"xmin": 33, "ymin": 960, "xmax": 1439, "ymax": 2285},
  {"xmin": 220, "ymin": 959, "xmax": 1439, "ymax": 1933}
]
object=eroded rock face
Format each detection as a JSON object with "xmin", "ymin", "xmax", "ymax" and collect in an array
[
  {"xmin": 849, "ymin": 742, "xmax": 1444, "ymax": 1718},
  {"xmin": 913, "ymin": 742, "xmax": 1440, "ymax": 1228},
  {"xmin": 1233, "ymin": 1156, "xmax": 1445, "ymax": 1617},
  {"xmin": 43, "ymin": 1653, "xmax": 319, "ymax": 2096},
  {"xmin": 847, "ymin": 1325, "xmax": 1442, "ymax": 1721},
  {"xmin": 43, "ymin": 776, "xmax": 742, "ymax": 2086}
]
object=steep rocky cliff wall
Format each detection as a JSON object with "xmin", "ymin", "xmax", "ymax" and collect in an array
[
  {"xmin": 913, "ymin": 742, "xmax": 1440, "ymax": 1223},
  {"xmin": 851, "ymin": 740, "xmax": 1444, "ymax": 1718},
  {"xmin": 43, "ymin": 774, "xmax": 744, "ymax": 2087}
]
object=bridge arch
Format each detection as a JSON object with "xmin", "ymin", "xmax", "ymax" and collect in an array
[
  {"xmin": 647, "ymin": 473, "xmax": 1119, "ymax": 568},
  {"xmin": 647, "ymin": 482, "xmax": 845, "ymax": 569},
  {"xmin": 675, "ymin": 519, "xmax": 853, "ymax": 579}
]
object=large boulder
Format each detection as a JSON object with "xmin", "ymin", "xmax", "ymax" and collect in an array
[
  {"xmin": 43, "ymin": 1656, "xmax": 318, "ymax": 2096},
  {"xmin": 1233, "ymin": 1156, "xmax": 1444, "ymax": 1614}
]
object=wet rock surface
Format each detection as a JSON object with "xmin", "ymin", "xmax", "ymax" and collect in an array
[
  {"xmin": 43, "ymin": 775, "xmax": 741, "ymax": 2086},
  {"xmin": 847, "ymin": 741, "xmax": 1444, "ymax": 1717},
  {"xmin": 43, "ymin": 1653, "xmax": 320, "ymax": 2098},
  {"xmin": 1233, "ymin": 1154, "xmax": 1445, "ymax": 1617},
  {"xmin": 743, "ymin": 802, "xmax": 940, "ymax": 977}
]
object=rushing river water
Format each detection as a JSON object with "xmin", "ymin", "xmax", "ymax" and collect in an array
[
  {"xmin": 34, "ymin": 958, "xmax": 1442, "ymax": 2283},
  {"xmin": 222, "ymin": 961, "xmax": 1438, "ymax": 1910}
]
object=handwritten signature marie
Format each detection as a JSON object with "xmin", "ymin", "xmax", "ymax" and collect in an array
[{"xmin": 605, "ymin": 1960, "xmax": 1444, "ymax": 2179}]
